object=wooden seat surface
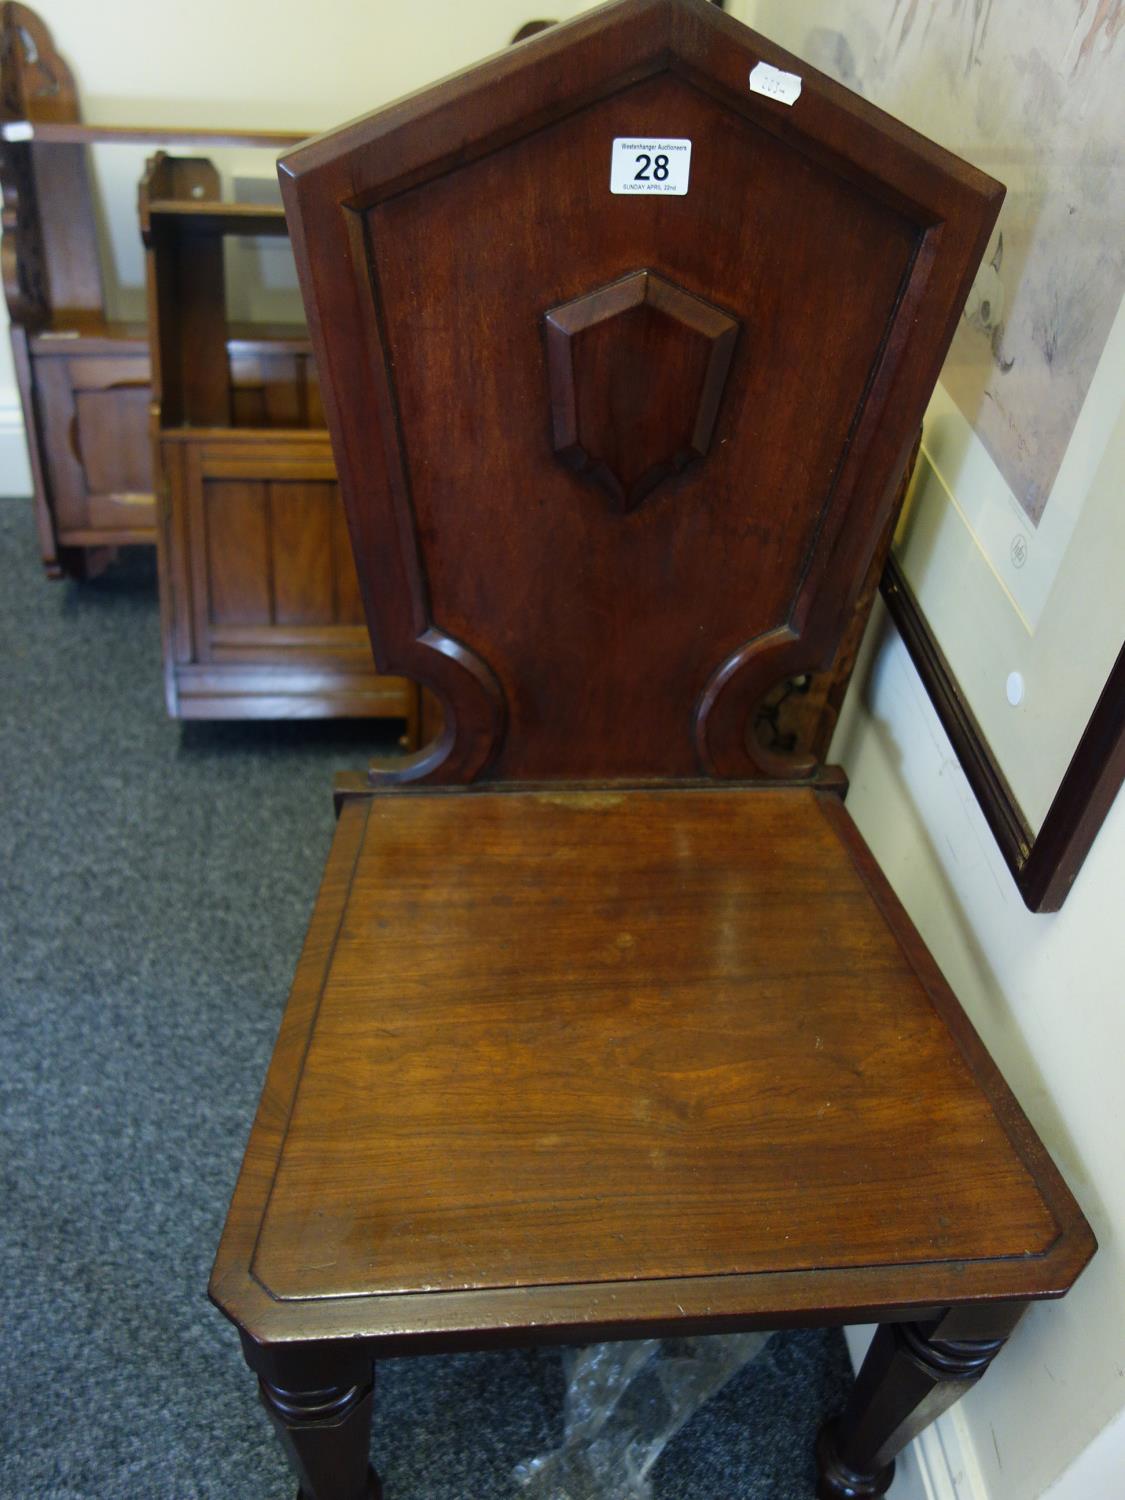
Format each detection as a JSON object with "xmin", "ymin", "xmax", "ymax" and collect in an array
[{"xmin": 212, "ymin": 785, "xmax": 1091, "ymax": 1349}]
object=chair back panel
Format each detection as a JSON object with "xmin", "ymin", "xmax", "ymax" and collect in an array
[{"xmin": 281, "ymin": 0, "xmax": 1001, "ymax": 784}]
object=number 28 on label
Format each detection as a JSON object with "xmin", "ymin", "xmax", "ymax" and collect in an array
[{"xmin": 609, "ymin": 137, "xmax": 692, "ymax": 196}]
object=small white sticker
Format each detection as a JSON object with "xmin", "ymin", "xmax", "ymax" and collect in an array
[
  {"xmin": 749, "ymin": 61, "xmax": 802, "ymax": 106},
  {"xmin": 2, "ymin": 121, "xmax": 34, "ymax": 142},
  {"xmin": 610, "ymin": 138, "xmax": 692, "ymax": 196}
]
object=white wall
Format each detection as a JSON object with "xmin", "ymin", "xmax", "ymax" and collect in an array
[
  {"xmin": 19, "ymin": 0, "xmax": 600, "ymax": 132},
  {"xmin": 832, "ymin": 600, "xmax": 1125, "ymax": 1500}
]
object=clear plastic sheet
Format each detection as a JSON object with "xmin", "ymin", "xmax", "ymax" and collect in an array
[{"xmin": 514, "ymin": 1332, "xmax": 774, "ymax": 1499}]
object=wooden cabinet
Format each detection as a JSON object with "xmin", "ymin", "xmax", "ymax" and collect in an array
[
  {"xmin": 28, "ymin": 335, "xmax": 154, "ymax": 550},
  {"xmin": 142, "ymin": 153, "xmax": 419, "ymax": 726},
  {"xmin": 0, "ymin": 3, "xmax": 308, "ymax": 580},
  {"xmin": 21, "ymin": 324, "xmax": 340, "ymax": 574},
  {"xmin": 1, "ymin": 5, "xmax": 150, "ymax": 576}
]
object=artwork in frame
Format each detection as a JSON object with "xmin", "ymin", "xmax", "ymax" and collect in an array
[
  {"xmin": 882, "ymin": 321, "xmax": 1125, "ymax": 914},
  {"xmin": 752, "ymin": 0, "xmax": 1125, "ymax": 532},
  {"xmin": 744, "ymin": 0, "xmax": 1125, "ymax": 912},
  {"xmin": 880, "ymin": 555, "xmax": 1124, "ymax": 915}
]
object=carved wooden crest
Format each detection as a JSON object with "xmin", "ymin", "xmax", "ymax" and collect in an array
[{"xmin": 545, "ymin": 270, "xmax": 738, "ymax": 511}]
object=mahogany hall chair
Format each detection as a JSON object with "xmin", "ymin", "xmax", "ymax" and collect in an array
[{"xmin": 209, "ymin": 3, "xmax": 1095, "ymax": 1496}]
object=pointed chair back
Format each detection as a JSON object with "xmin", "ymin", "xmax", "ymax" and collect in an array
[{"xmin": 280, "ymin": 0, "xmax": 1000, "ymax": 786}]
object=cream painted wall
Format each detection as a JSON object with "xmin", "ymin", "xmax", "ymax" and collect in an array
[
  {"xmin": 832, "ymin": 603, "xmax": 1125, "ymax": 1500},
  {"xmin": 18, "ymin": 0, "xmax": 600, "ymax": 130}
]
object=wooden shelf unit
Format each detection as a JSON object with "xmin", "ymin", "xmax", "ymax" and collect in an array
[
  {"xmin": 141, "ymin": 152, "xmax": 419, "ymax": 727},
  {"xmin": 0, "ymin": 1, "xmax": 307, "ymax": 580}
]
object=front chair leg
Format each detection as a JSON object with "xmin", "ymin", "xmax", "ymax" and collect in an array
[
  {"xmin": 815, "ymin": 1317, "xmax": 1013, "ymax": 1499},
  {"xmin": 260, "ymin": 1376, "xmax": 381, "ymax": 1500}
]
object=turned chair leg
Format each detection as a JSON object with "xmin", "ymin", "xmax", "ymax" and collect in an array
[
  {"xmin": 815, "ymin": 1317, "xmax": 1013, "ymax": 1499},
  {"xmin": 260, "ymin": 1376, "xmax": 381, "ymax": 1500}
]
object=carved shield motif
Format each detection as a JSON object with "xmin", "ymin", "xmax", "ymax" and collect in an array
[{"xmin": 544, "ymin": 270, "xmax": 739, "ymax": 512}]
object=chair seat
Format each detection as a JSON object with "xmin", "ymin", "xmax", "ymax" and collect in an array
[{"xmin": 211, "ymin": 785, "xmax": 1091, "ymax": 1352}]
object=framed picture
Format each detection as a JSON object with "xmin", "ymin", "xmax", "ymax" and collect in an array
[
  {"xmin": 747, "ymin": 0, "xmax": 1125, "ymax": 911},
  {"xmin": 881, "ymin": 553, "xmax": 1124, "ymax": 915},
  {"xmin": 877, "ymin": 293, "xmax": 1125, "ymax": 912}
]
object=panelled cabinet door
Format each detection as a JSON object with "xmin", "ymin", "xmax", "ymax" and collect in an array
[
  {"xmin": 161, "ymin": 431, "xmax": 415, "ymax": 721},
  {"xmin": 33, "ymin": 349, "xmax": 155, "ymax": 544},
  {"xmin": 184, "ymin": 439, "xmax": 364, "ymax": 652}
]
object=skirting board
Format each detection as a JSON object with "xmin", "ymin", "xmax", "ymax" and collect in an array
[
  {"xmin": 910, "ymin": 1408, "xmax": 990, "ymax": 1500},
  {"xmin": 0, "ymin": 396, "xmax": 32, "ymax": 497},
  {"xmin": 844, "ymin": 1327, "xmax": 988, "ymax": 1500}
]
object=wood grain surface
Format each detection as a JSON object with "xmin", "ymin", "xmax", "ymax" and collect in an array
[{"xmin": 214, "ymin": 786, "xmax": 1091, "ymax": 1341}]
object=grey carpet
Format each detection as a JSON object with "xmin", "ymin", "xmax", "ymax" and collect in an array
[{"xmin": 0, "ymin": 500, "xmax": 853, "ymax": 1498}]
